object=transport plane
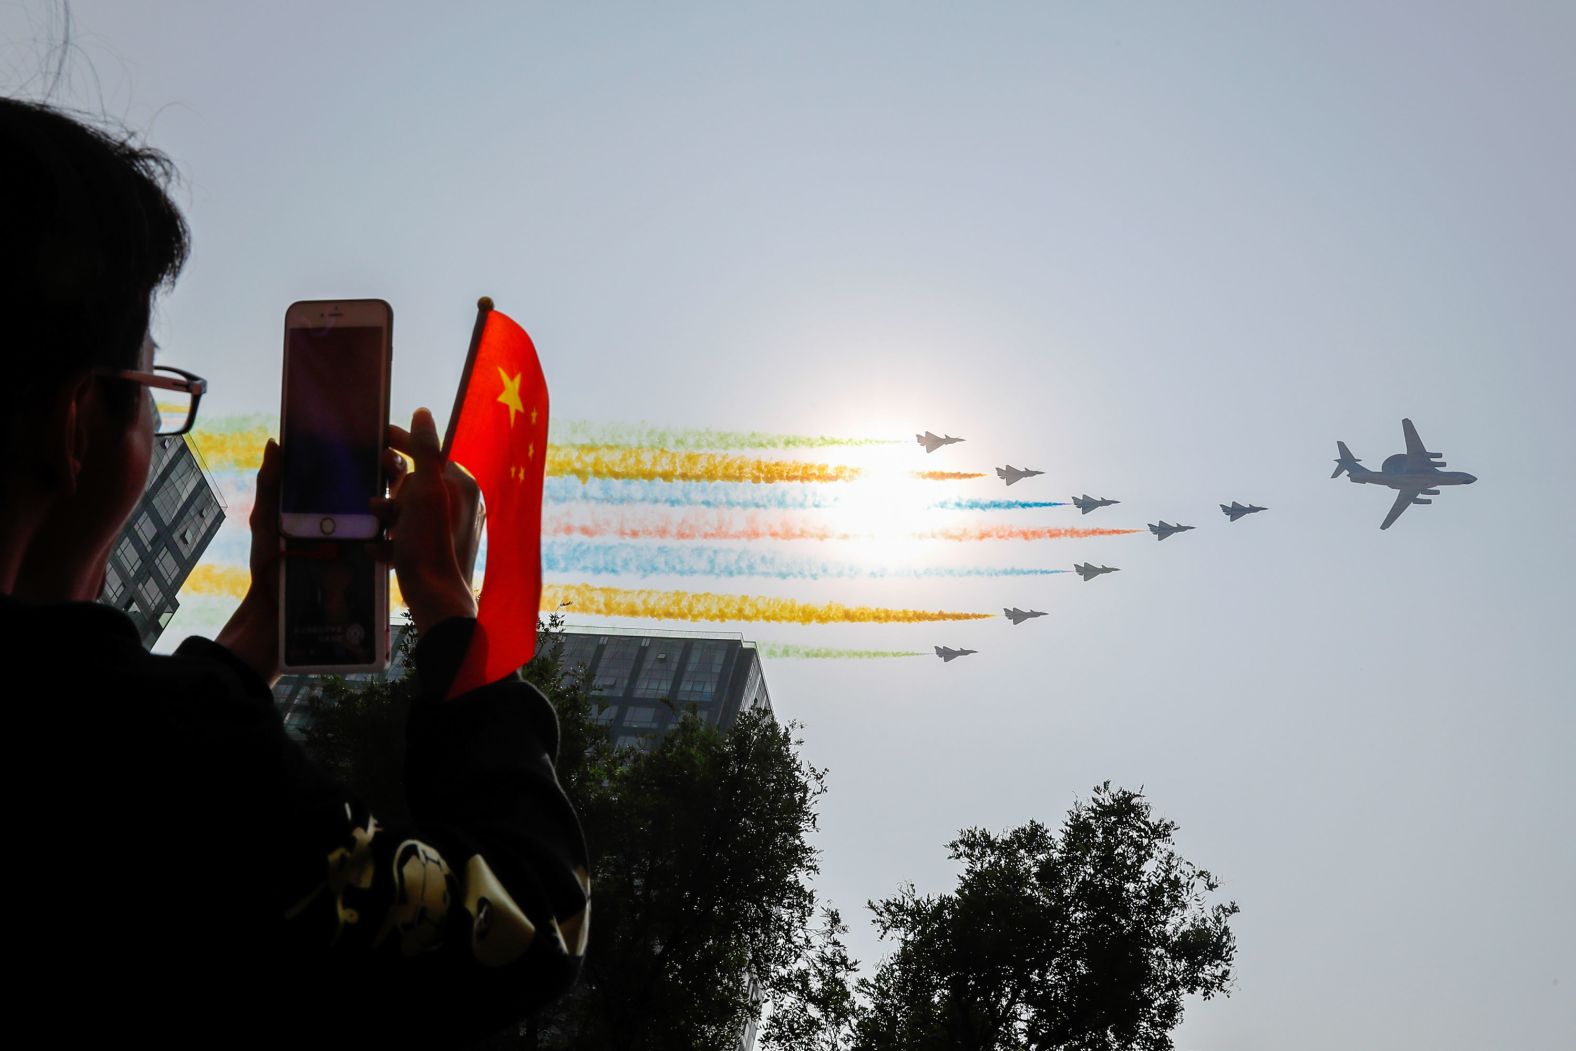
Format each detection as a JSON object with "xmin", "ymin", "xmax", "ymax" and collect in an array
[{"xmin": 1332, "ymin": 418, "xmax": 1477, "ymax": 530}]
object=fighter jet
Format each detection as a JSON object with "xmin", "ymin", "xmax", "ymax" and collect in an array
[
  {"xmin": 996, "ymin": 465, "xmax": 1045, "ymax": 486},
  {"xmin": 1148, "ymin": 521, "xmax": 1194, "ymax": 540},
  {"xmin": 1220, "ymin": 501, "xmax": 1267, "ymax": 522},
  {"xmin": 1332, "ymin": 418, "xmax": 1477, "ymax": 530},
  {"xmin": 917, "ymin": 431, "xmax": 965, "ymax": 453},
  {"xmin": 1074, "ymin": 563, "xmax": 1119, "ymax": 581},
  {"xmin": 1003, "ymin": 608, "xmax": 1047, "ymax": 625},
  {"xmin": 1072, "ymin": 494, "xmax": 1120, "ymax": 515},
  {"xmin": 934, "ymin": 646, "xmax": 978, "ymax": 662}
]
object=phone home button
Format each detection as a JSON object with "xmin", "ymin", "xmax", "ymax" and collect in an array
[{"xmin": 319, "ymin": 517, "xmax": 336, "ymax": 536}]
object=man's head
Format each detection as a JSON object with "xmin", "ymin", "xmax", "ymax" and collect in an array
[{"xmin": 0, "ymin": 98, "xmax": 190, "ymax": 599}]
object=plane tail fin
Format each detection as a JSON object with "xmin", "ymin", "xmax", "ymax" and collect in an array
[{"xmin": 1332, "ymin": 441, "xmax": 1362, "ymax": 479}]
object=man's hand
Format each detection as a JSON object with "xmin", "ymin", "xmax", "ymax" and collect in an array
[
  {"xmin": 216, "ymin": 438, "xmax": 282, "ymax": 685},
  {"xmin": 374, "ymin": 408, "xmax": 482, "ymax": 635}
]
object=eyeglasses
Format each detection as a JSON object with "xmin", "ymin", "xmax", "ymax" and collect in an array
[{"xmin": 96, "ymin": 365, "xmax": 207, "ymax": 436}]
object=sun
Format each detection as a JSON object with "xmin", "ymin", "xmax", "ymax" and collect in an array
[{"xmin": 830, "ymin": 464, "xmax": 936, "ymax": 568}]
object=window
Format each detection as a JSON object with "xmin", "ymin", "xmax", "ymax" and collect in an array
[
  {"xmin": 632, "ymin": 652, "xmax": 676, "ymax": 698},
  {"xmin": 622, "ymin": 706, "xmax": 660, "ymax": 728},
  {"xmin": 117, "ymin": 536, "xmax": 142, "ymax": 575},
  {"xmin": 676, "ymin": 642, "xmax": 728, "ymax": 702},
  {"xmin": 135, "ymin": 513, "xmax": 158, "ymax": 546},
  {"xmin": 156, "ymin": 548, "xmax": 180, "ymax": 584},
  {"xmin": 104, "ymin": 564, "xmax": 125, "ymax": 601},
  {"xmin": 595, "ymin": 638, "xmax": 640, "ymax": 695}
]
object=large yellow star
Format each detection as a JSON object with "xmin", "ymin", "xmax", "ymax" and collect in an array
[{"xmin": 496, "ymin": 368, "xmax": 526, "ymax": 428}]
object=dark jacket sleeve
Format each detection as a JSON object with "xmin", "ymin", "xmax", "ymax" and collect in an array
[{"xmin": 174, "ymin": 621, "xmax": 590, "ymax": 1044}]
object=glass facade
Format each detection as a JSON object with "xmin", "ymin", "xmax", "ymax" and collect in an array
[{"xmin": 96, "ymin": 435, "xmax": 226, "ymax": 649}]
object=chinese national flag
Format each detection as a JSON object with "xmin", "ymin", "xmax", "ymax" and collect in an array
[{"xmin": 443, "ymin": 300, "xmax": 548, "ymax": 699}]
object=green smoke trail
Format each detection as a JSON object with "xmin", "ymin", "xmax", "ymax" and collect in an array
[
  {"xmin": 756, "ymin": 643, "xmax": 925, "ymax": 659},
  {"xmin": 550, "ymin": 420, "xmax": 899, "ymax": 450}
]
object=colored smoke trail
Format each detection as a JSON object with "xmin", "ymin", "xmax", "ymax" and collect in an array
[
  {"xmin": 547, "ymin": 511, "xmax": 853, "ymax": 542},
  {"xmin": 184, "ymin": 564, "xmax": 251, "ymax": 600},
  {"xmin": 546, "ymin": 511, "xmax": 1139, "ymax": 543},
  {"xmin": 545, "ymin": 477, "xmax": 842, "ymax": 511},
  {"xmin": 548, "ymin": 447, "xmax": 859, "ymax": 484},
  {"xmin": 541, "ymin": 584, "xmax": 993, "ymax": 624},
  {"xmin": 757, "ymin": 644, "xmax": 925, "ymax": 659},
  {"xmin": 190, "ymin": 418, "xmax": 274, "ymax": 472},
  {"xmin": 544, "ymin": 541, "xmax": 1069, "ymax": 579},
  {"xmin": 919, "ymin": 525, "xmax": 1144, "ymax": 541},
  {"xmin": 550, "ymin": 420, "xmax": 898, "ymax": 450},
  {"xmin": 930, "ymin": 499, "xmax": 1069, "ymax": 511},
  {"xmin": 913, "ymin": 471, "xmax": 987, "ymax": 481}
]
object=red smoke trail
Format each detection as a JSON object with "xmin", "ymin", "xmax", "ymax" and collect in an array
[{"xmin": 919, "ymin": 525, "xmax": 1144, "ymax": 541}]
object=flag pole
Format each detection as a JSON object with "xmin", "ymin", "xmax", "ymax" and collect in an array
[{"xmin": 442, "ymin": 295, "xmax": 495, "ymax": 456}]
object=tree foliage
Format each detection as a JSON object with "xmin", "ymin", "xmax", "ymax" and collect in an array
[{"xmin": 852, "ymin": 783, "xmax": 1238, "ymax": 1051}]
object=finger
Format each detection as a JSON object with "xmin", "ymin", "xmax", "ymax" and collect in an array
[
  {"xmin": 250, "ymin": 439, "xmax": 281, "ymax": 530},
  {"xmin": 383, "ymin": 447, "xmax": 411, "ymax": 478},
  {"xmin": 387, "ymin": 424, "xmax": 414, "ymax": 456},
  {"xmin": 368, "ymin": 495, "xmax": 402, "ymax": 529},
  {"xmin": 408, "ymin": 407, "xmax": 444, "ymax": 469}
]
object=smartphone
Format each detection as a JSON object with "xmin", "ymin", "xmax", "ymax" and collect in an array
[
  {"xmin": 279, "ymin": 299, "xmax": 392, "ymax": 540},
  {"xmin": 280, "ymin": 539, "xmax": 388, "ymax": 673}
]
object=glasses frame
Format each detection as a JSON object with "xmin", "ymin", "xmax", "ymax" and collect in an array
[{"xmin": 97, "ymin": 365, "xmax": 208, "ymax": 436}]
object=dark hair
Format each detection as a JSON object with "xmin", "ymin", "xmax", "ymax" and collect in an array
[{"xmin": 0, "ymin": 98, "xmax": 190, "ymax": 419}]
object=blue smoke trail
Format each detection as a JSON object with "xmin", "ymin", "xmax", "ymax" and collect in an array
[
  {"xmin": 545, "ymin": 476, "xmax": 842, "ymax": 510},
  {"xmin": 544, "ymin": 540, "xmax": 1069, "ymax": 579},
  {"xmin": 929, "ymin": 499, "xmax": 1069, "ymax": 511}
]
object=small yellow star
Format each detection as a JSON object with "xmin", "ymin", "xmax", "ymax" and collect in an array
[
  {"xmin": 496, "ymin": 368, "xmax": 526, "ymax": 428},
  {"xmin": 530, "ymin": 407, "xmax": 538, "ymax": 426},
  {"xmin": 528, "ymin": 442, "xmax": 535, "ymax": 461}
]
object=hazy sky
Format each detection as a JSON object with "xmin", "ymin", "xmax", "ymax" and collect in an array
[{"xmin": 7, "ymin": 2, "xmax": 1573, "ymax": 1047}]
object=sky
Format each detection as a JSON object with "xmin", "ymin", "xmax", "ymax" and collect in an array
[{"xmin": 6, "ymin": 2, "xmax": 1573, "ymax": 1047}]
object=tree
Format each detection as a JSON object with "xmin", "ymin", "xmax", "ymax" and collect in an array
[
  {"xmin": 538, "ymin": 705, "xmax": 828, "ymax": 1051},
  {"xmin": 853, "ymin": 783, "xmax": 1238, "ymax": 1051}
]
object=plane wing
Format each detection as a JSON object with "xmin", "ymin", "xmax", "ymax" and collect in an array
[
  {"xmin": 1380, "ymin": 489, "xmax": 1414, "ymax": 530},
  {"xmin": 1402, "ymin": 418, "xmax": 1445, "ymax": 471}
]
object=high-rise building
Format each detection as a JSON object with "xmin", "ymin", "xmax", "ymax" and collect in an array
[
  {"xmin": 555, "ymin": 625, "xmax": 772, "ymax": 749},
  {"xmin": 98, "ymin": 433, "xmax": 225, "ymax": 648}
]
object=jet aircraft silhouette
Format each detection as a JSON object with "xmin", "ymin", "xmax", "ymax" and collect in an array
[
  {"xmin": 1003, "ymin": 608, "xmax": 1047, "ymax": 625},
  {"xmin": 996, "ymin": 465, "xmax": 1044, "ymax": 486},
  {"xmin": 917, "ymin": 431, "xmax": 964, "ymax": 453},
  {"xmin": 1332, "ymin": 418, "xmax": 1477, "ymax": 530},
  {"xmin": 1148, "ymin": 521, "xmax": 1194, "ymax": 540},
  {"xmin": 1220, "ymin": 501, "xmax": 1267, "ymax": 522},
  {"xmin": 934, "ymin": 646, "xmax": 977, "ymax": 662},
  {"xmin": 1072, "ymin": 494, "xmax": 1119, "ymax": 514},
  {"xmin": 1074, "ymin": 563, "xmax": 1119, "ymax": 581}
]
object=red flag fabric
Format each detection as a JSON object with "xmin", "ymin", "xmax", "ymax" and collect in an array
[{"xmin": 444, "ymin": 303, "xmax": 549, "ymax": 698}]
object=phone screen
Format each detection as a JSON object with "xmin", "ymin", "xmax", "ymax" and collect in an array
[
  {"xmin": 282, "ymin": 325, "xmax": 385, "ymax": 515},
  {"xmin": 283, "ymin": 540, "xmax": 379, "ymax": 668}
]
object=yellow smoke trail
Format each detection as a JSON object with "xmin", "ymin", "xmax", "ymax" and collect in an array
[
  {"xmin": 183, "ymin": 564, "xmax": 252, "ymax": 600},
  {"xmin": 912, "ymin": 471, "xmax": 987, "ymax": 481},
  {"xmin": 542, "ymin": 583, "xmax": 993, "ymax": 624},
  {"xmin": 547, "ymin": 446, "xmax": 859, "ymax": 484},
  {"xmin": 189, "ymin": 425, "xmax": 274, "ymax": 472},
  {"xmin": 919, "ymin": 525, "xmax": 1144, "ymax": 541}
]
